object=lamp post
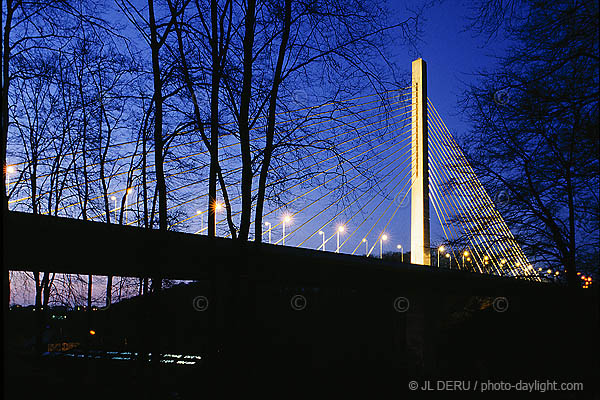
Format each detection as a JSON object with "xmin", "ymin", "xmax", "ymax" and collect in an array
[
  {"xmin": 110, "ymin": 195, "xmax": 117, "ymax": 222},
  {"xmin": 396, "ymin": 244, "xmax": 403, "ymax": 262},
  {"xmin": 445, "ymin": 252, "xmax": 451, "ymax": 268},
  {"xmin": 363, "ymin": 238, "xmax": 368, "ymax": 256},
  {"xmin": 125, "ymin": 188, "xmax": 133, "ymax": 224},
  {"xmin": 336, "ymin": 225, "xmax": 345, "ymax": 253},
  {"xmin": 319, "ymin": 231, "xmax": 325, "ymax": 251},
  {"xmin": 214, "ymin": 202, "xmax": 223, "ymax": 236},
  {"xmin": 380, "ymin": 234, "xmax": 388, "ymax": 259},
  {"xmin": 437, "ymin": 245, "xmax": 445, "ymax": 268},
  {"xmin": 6, "ymin": 165, "xmax": 15, "ymax": 191},
  {"xmin": 196, "ymin": 210, "xmax": 203, "ymax": 234},
  {"xmin": 265, "ymin": 222, "xmax": 272, "ymax": 244},
  {"xmin": 462, "ymin": 250, "xmax": 469, "ymax": 269},
  {"xmin": 282, "ymin": 215, "xmax": 291, "ymax": 245}
]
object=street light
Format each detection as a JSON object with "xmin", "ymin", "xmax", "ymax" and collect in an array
[
  {"xmin": 125, "ymin": 188, "xmax": 133, "ymax": 224},
  {"xmin": 110, "ymin": 195, "xmax": 117, "ymax": 222},
  {"xmin": 437, "ymin": 245, "xmax": 445, "ymax": 268},
  {"xmin": 6, "ymin": 165, "xmax": 15, "ymax": 190},
  {"xmin": 380, "ymin": 234, "xmax": 388, "ymax": 259},
  {"xmin": 445, "ymin": 252, "xmax": 451, "ymax": 268},
  {"xmin": 319, "ymin": 231, "xmax": 325, "ymax": 251},
  {"xmin": 397, "ymin": 244, "xmax": 403, "ymax": 262},
  {"xmin": 265, "ymin": 222, "xmax": 272, "ymax": 244},
  {"xmin": 336, "ymin": 225, "xmax": 345, "ymax": 253},
  {"xmin": 282, "ymin": 215, "xmax": 291, "ymax": 245},
  {"xmin": 363, "ymin": 238, "xmax": 368, "ymax": 256},
  {"xmin": 197, "ymin": 210, "xmax": 203, "ymax": 234},
  {"xmin": 214, "ymin": 201, "xmax": 224, "ymax": 235},
  {"xmin": 462, "ymin": 250, "xmax": 469, "ymax": 269}
]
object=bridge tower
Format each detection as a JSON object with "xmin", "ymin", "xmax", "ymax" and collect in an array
[{"xmin": 411, "ymin": 58, "xmax": 431, "ymax": 265}]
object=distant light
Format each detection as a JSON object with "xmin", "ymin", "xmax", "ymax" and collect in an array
[
  {"xmin": 215, "ymin": 202, "xmax": 223, "ymax": 211},
  {"xmin": 463, "ymin": 251, "xmax": 469, "ymax": 257},
  {"xmin": 89, "ymin": 330, "xmax": 96, "ymax": 336},
  {"xmin": 439, "ymin": 245, "xmax": 445, "ymax": 252},
  {"xmin": 548, "ymin": 269, "xmax": 553, "ymax": 274},
  {"xmin": 501, "ymin": 259, "xmax": 507, "ymax": 264},
  {"xmin": 467, "ymin": 257, "xmax": 471, "ymax": 262},
  {"xmin": 397, "ymin": 245, "xmax": 402, "ymax": 249},
  {"xmin": 127, "ymin": 188, "xmax": 133, "ymax": 195},
  {"xmin": 6, "ymin": 166, "xmax": 15, "ymax": 173},
  {"xmin": 337, "ymin": 225, "xmax": 345, "ymax": 233},
  {"xmin": 484, "ymin": 255, "xmax": 489, "ymax": 261},
  {"xmin": 283, "ymin": 215, "xmax": 291, "ymax": 223},
  {"xmin": 319, "ymin": 231, "xmax": 325, "ymax": 235},
  {"xmin": 381, "ymin": 234, "xmax": 388, "ymax": 241},
  {"xmin": 445, "ymin": 253, "xmax": 450, "ymax": 258},
  {"xmin": 362, "ymin": 238, "xmax": 367, "ymax": 243},
  {"xmin": 110, "ymin": 195, "xmax": 117, "ymax": 201},
  {"xmin": 196, "ymin": 210, "xmax": 202, "ymax": 215}
]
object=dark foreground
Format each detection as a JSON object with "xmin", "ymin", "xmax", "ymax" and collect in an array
[
  {"xmin": 4, "ymin": 213, "xmax": 599, "ymax": 398},
  {"xmin": 4, "ymin": 284, "xmax": 599, "ymax": 399}
]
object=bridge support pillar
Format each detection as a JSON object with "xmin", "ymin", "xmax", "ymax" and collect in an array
[{"xmin": 411, "ymin": 58, "xmax": 431, "ymax": 265}]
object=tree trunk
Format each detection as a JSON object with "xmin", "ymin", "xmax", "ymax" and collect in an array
[
  {"xmin": 254, "ymin": 0, "xmax": 291, "ymax": 242},
  {"xmin": 237, "ymin": 0, "xmax": 256, "ymax": 241},
  {"xmin": 1, "ymin": 0, "xmax": 14, "ymax": 213},
  {"xmin": 149, "ymin": 0, "xmax": 168, "ymax": 234}
]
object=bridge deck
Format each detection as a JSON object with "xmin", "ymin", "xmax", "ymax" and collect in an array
[{"xmin": 4, "ymin": 211, "xmax": 550, "ymax": 296}]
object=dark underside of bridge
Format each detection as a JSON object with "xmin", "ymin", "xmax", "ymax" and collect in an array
[{"xmin": 3, "ymin": 211, "xmax": 599, "ymax": 397}]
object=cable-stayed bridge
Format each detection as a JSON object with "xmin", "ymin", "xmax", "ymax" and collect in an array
[
  {"xmin": 9, "ymin": 59, "xmax": 589, "ymax": 385},
  {"xmin": 5, "ymin": 58, "xmax": 540, "ymax": 282}
]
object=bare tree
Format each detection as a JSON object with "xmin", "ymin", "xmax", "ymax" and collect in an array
[{"xmin": 459, "ymin": 0, "xmax": 599, "ymax": 286}]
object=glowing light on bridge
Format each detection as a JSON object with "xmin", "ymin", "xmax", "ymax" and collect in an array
[
  {"xmin": 265, "ymin": 222, "xmax": 272, "ymax": 244},
  {"xmin": 380, "ymin": 234, "xmax": 388, "ymax": 259},
  {"xmin": 282, "ymin": 214, "xmax": 292, "ymax": 246},
  {"xmin": 336, "ymin": 225, "xmax": 345, "ymax": 253}
]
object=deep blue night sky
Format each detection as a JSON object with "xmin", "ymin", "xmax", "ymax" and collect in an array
[
  {"xmin": 380, "ymin": 0, "xmax": 510, "ymax": 251},
  {"xmin": 8, "ymin": 0, "xmax": 519, "ymax": 304}
]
